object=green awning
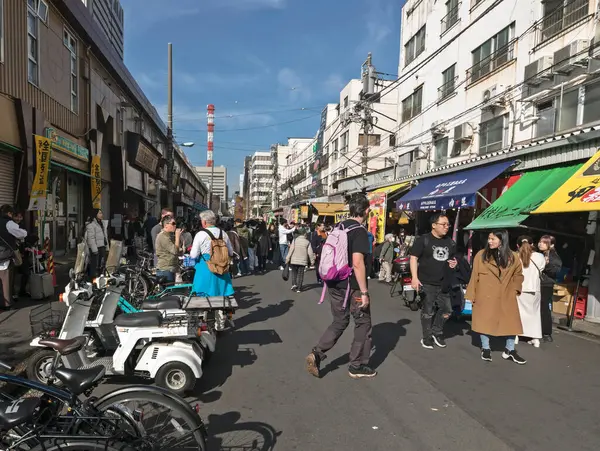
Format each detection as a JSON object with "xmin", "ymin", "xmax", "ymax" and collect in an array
[
  {"xmin": 466, "ymin": 164, "xmax": 582, "ymax": 230},
  {"xmin": 50, "ymin": 160, "xmax": 99, "ymax": 180}
]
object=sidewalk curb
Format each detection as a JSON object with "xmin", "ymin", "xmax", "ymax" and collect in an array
[{"xmin": 552, "ymin": 314, "xmax": 600, "ymax": 339}]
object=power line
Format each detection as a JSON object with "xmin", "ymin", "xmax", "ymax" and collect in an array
[
  {"xmin": 176, "ymin": 114, "xmax": 320, "ymax": 133},
  {"xmin": 172, "ymin": 107, "xmax": 323, "ymax": 122}
]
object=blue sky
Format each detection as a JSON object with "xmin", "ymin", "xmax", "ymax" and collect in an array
[{"xmin": 121, "ymin": 0, "xmax": 403, "ymax": 192}]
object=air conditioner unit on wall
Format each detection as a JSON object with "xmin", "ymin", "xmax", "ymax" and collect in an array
[
  {"xmin": 430, "ymin": 120, "xmax": 448, "ymax": 137},
  {"xmin": 553, "ymin": 40, "xmax": 590, "ymax": 74},
  {"xmin": 524, "ymin": 56, "xmax": 554, "ymax": 86},
  {"xmin": 481, "ymin": 84, "xmax": 507, "ymax": 108},
  {"xmin": 410, "ymin": 159, "xmax": 429, "ymax": 175},
  {"xmin": 593, "ymin": 22, "xmax": 600, "ymax": 58},
  {"xmin": 454, "ymin": 123, "xmax": 473, "ymax": 142}
]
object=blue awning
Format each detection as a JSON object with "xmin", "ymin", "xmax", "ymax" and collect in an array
[{"xmin": 395, "ymin": 160, "xmax": 515, "ymax": 211}]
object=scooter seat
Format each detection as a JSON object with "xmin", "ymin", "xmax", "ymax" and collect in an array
[
  {"xmin": 142, "ymin": 296, "xmax": 182, "ymax": 310},
  {"xmin": 0, "ymin": 397, "xmax": 41, "ymax": 429},
  {"xmin": 39, "ymin": 336, "xmax": 87, "ymax": 356},
  {"xmin": 114, "ymin": 311, "xmax": 162, "ymax": 327},
  {"xmin": 54, "ymin": 366, "xmax": 106, "ymax": 396}
]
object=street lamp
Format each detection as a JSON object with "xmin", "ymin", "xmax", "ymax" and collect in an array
[{"xmin": 179, "ymin": 142, "xmax": 195, "ymax": 147}]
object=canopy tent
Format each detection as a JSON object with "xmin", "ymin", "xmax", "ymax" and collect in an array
[
  {"xmin": 370, "ymin": 182, "xmax": 411, "ymax": 198},
  {"xmin": 395, "ymin": 161, "xmax": 515, "ymax": 211},
  {"xmin": 532, "ymin": 149, "xmax": 600, "ymax": 214},
  {"xmin": 311, "ymin": 202, "xmax": 345, "ymax": 215},
  {"xmin": 466, "ymin": 164, "xmax": 582, "ymax": 230}
]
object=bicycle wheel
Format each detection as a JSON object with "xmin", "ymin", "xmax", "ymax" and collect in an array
[
  {"xmin": 95, "ymin": 389, "xmax": 207, "ymax": 451},
  {"xmin": 30, "ymin": 440, "xmax": 134, "ymax": 451}
]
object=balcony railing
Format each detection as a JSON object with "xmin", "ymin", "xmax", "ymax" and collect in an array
[
  {"xmin": 466, "ymin": 39, "xmax": 516, "ymax": 85},
  {"xmin": 438, "ymin": 76, "xmax": 458, "ymax": 101},
  {"xmin": 441, "ymin": 2, "xmax": 460, "ymax": 34},
  {"xmin": 539, "ymin": 0, "xmax": 590, "ymax": 45}
]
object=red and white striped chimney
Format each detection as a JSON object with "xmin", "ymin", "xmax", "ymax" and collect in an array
[{"xmin": 207, "ymin": 104, "xmax": 215, "ymax": 167}]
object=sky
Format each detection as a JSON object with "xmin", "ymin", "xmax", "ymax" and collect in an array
[{"xmin": 121, "ymin": 0, "xmax": 403, "ymax": 193}]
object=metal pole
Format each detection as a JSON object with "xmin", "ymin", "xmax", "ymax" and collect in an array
[
  {"xmin": 166, "ymin": 43, "xmax": 174, "ymax": 208},
  {"xmin": 207, "ymin": 104, "xmax": 215, "ymax": 212}
]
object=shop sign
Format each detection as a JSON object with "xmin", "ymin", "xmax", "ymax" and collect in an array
[
  {"xmin": 45, "ymin": 128, "xmax": 89, "ymax": 162},
  {"xmin": 135, "ymin": 141, "xmax": 159, "ymax": 174},
  {"xmin": 91, "ymin": 155, "xmax": 102, "ymax": 209},
  {"xmin": 534, "ymin": 149, "xmax": 600, "ymax": 213},
  {"xmin": 367, "ymin": 192, "xmax": 387, "ymax": 244},
  {"xmin": 28, "ymin": 135, "xmax": 52, "ymax": 211},
  {"xmin": 235, "ymin": 196, "xmax": 244, "ymax": 220},
  {"xmin": 334, "ymin": 211, "xmax": 349, "ymax": 223},
  {"xmin": 300, "ymin": 205, "xmax": 309, "ymax": 219}
]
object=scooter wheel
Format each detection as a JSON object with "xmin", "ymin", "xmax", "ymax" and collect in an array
[
  {"xmin": 26, "ymin": 349, "xmax": 61, "ymax": 386},
  {"xmin": 155, "ymin": 362, "xmax": 195, "ymax": 396}
]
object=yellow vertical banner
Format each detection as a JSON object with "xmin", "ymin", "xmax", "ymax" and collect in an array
[
  {"xmin": 91, "ymin": 154, "xmax": 102, "ymax": 209},
  {"xmin": 367, "ymin": 192, "xmax": 387, "ymax": 244},
  {"xmin": 28, "ymin": 135, "xmax": 52, "ymax": 211}
]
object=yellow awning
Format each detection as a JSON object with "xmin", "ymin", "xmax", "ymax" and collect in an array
[
  {"xmin": 311, "ymin": 202, "xmax": 345, "ymax": 215},
  {"xmin": 532, "ymin": 149, "xmax": 600, "ymax": 214},
  {"xmin": 371, "ymin": 182, "xmax": 411, "ymax": 195}
]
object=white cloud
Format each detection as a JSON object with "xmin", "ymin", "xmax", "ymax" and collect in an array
[
  {"xmin": 357, "ymin": 0, "xmax": 395, "ymax": 54},
  {"xmin": 323, "ymin": 73, "xmax": 345, "ymax": 95},
  {"xmin": 277, "ymin": 68, "xmax": 311, "ymax": 102},
  {"xmin": 218, "ymin": 0, "xmax": 287, "ymax": 10},
  {"xmin": 136, "ymin": 72, "xmax": 162, "ymax": 90}
]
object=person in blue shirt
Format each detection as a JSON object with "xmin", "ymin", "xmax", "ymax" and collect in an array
[{"xmin": 366, "ymin": 230, "xmax": 375, "ymax": 279}]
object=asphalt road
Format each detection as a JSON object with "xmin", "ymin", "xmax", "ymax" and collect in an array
[{"xmin": 92, "ymin": 268, "xmax": 600, "ymax": 451}]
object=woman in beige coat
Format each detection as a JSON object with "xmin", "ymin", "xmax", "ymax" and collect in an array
[{"xmin": 466, "ymin": 230, "xmax": 526, "ymax": 365}]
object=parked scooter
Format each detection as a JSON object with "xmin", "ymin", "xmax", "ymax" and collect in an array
[{"xmin": 27, "ymin": 270, "xmax": 217, "ymax": 394}]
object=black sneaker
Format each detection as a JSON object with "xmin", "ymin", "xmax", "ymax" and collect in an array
[
  {"xmin": 502, "ymin": 349, "xmax": 527, "ymax": 365},
  {"xmin": 542, "ymin": 335, "xmax": 553, "ymax": 343},
  {"xmin": 348, "ymin": 365, "xmax": 377, "ymax": 379},
  {"xmin": 481, "ymin": 349, "xmax": 492, "ymax": 362},
  {"xmin": 433, "ymin": 335, "xmax": 447, "ymax": 348},
  {"xmin": 421, "ymin": 337, "xmax": 435, "ymax": 350},
  {"xmin": 306, "ymin": 352, "xmax": 321, "ymax": 378}
]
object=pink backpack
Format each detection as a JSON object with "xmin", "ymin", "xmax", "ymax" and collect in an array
[{"xmin": 318, "ymin": 222, "xmax": 362, "ymax": 307}]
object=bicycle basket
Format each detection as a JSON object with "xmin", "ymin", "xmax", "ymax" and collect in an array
[{"xmin": 29, "ymin": 303, "xmax": 67, "ymax": 337}]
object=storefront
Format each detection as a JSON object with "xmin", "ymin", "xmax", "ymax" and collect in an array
[
  {"xmin": 124, "ymin": 132, "xmax": 161, "ymax": 218},
  {"xmin": 366, "ymin": 182, "xmax": 411, "ymax": 244},
  {"xmin": 175, "ymin": 178, "xmax": 195, "ymax": 221},
  {"xmin": 0, "ymin": 96, "xmax": 22, "ymax": 207},
  {"xmin": 310, "ymin": 200, "xmax": 345, "ymax": 225},
  {"xmin": 44, "ymin": 127, "xmax": 90, "ymax": 256}
]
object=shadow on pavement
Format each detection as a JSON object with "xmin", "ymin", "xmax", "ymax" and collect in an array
[
  {"xmin": 206, "ymin": 411, "xmax": 282, "ymax": 451},
  {"xmin": 194, "ymin": 328, "xmax": 283, "ymax": 396},
  {"xmin": 445, "ymin": 316, "xmax": 472, "ymax": 339},
  {"xmin": 319, "ymin": 319, "xmax": 411, "ymax": 376},
  {"xmin": 233, "ymin": 300, "xmax": 294, "ymax": 330},
  {"xmin": 234, "ymin": 285, "xmax": 261, "ymax": 310}
]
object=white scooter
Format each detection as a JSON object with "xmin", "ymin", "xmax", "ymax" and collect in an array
[{"xmin": 28, "ymin": 271, "xmax": 206, "ymax": 395}]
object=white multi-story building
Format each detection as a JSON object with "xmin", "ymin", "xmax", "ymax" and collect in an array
[
  {"xmin": 85, "ymin": 0, "xmax": 125, "ymax": 59},
  {"xmin": 249, "ymin": 151, "xmax": 273, "ymax": 216},
  {"xmin": 195, "ymin": 166, "xmax": 228, "ymax": 204},
  {"xmin": 273, "ymin": 138, "xmax": 313, "ymax": 207},
  {"xmin": 389, "ymin": 0, "xmax": 600, "ymax": 178},
  {"xmin": 279, "ymin": 78, "xmax": 401, "ymax": 200}
]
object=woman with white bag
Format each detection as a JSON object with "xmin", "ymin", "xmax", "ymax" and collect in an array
[{"xmin": 515, "ymin": 236, "xmax": 545, "ymax": 348}]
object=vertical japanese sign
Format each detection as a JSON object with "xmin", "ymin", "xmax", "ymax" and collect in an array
[
  {"xmin": 28, "ymin": 135, "xmax": 52, "ymax": 211},
  {"xmin": 91, "ymin": 154, "xmax": 102, "ymax": 209},
  {"xmin": 367, "ymin": 192, "xmax": 387, "ymax": 244}
]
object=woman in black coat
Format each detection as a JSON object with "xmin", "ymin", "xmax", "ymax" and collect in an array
[
  {"xmin": 538, "ymin": 235, "xmax": 562, "ymax": 343},
  {"xmin": 256, "ymin": 223, "xmax": 271, "ymax": 273}
]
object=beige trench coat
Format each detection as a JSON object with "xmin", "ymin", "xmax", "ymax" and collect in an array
[{"xmin": 466, "ymin": 250, "xmax": 524, "ymax": 337}]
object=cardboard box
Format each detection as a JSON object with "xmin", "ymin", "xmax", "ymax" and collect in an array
[{"xmin": 553, "ymin": 283, "xmax": 576, "ymax": 315}]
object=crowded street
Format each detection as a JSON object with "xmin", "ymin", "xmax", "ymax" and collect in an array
[{"xmin": 82, "ymin": 268, "xmax": 599, "ymax": 451}]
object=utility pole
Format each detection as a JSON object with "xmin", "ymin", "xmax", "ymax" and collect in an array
[
  {"xmin": 360, "ymin": 53, "xmax": 377, "ymax": 183},
  {"xmin": 166, "ymin": 43, "xmax": 174, "ymax": 208}
]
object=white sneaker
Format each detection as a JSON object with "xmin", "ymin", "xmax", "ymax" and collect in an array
[
  {"xmin": 279, "ymin": 266, "xmax": 284, "ymax": 270},
  {"xmin": 291, "ymin": 285, "xmax": 298, "ymax": 291},
  {"xmin": 236, "ymin": 273, "xmax": 242, "ymax": 277},
  {"xmin": 531, "ymin": 338, "xmax": 540, "ymax": 348}
]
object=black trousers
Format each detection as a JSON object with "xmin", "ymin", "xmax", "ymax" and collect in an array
[
  {"xmin": 540, "ymin": 285, "xmax": 554, "ymax": 336},
  {"xmin": 257, "ymin": 255, "xmax": 268, "ymax": 271},
  {"xmin": 291, "ymin": 264, "xmax": 305, "ymax": 288}
]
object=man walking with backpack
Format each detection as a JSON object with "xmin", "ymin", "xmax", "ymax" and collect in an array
[{"xmin": 305, "ymin": 194, "xmax": 376, "ymax": 379}]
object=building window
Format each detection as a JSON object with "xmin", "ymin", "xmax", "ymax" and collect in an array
[
  {"xmin": 332, "ymin": 139, "xmax": 338, "ymax": 160},
  {"xmin": 583, "ymin": 82, "xmax": 600, "ymax": 124},
  {"xmin": 434, "ymin": 137, "xmax": 449, "ymax": 167},
  {"xmin": 471, "ymin": 0, "xmax": 484, "ymax": 9},
  {"xmin": 535, "ymin": 100, "xmax": 556, "ymax": 137},
  {"xmin": 64, "ymin": 29, "xmax": 78, "ymax": 113},
  {"xmin": 404, "ymin": 25, "xmax": 426, "ymax": 66},
  {"xmin": 358, "ymin": 134, "xmax": 381, "ymax": 146},
  {"xmin": 402, "ymin": 85, "xmax": 423, "ymax": 122},
  {"xmin": 339, "ymin": 168, "xmax": 348, "ymax": 179},
  {"xmin": 389, "ymin": 134, "xmax": 396, "ymax": 147},
  {"xmin": 0, "ymin": 0, "xmax": 4, "ymax": 63},
  {"xmin": 479, "ymin": 115, "xmax": 506, "ymax": 154},
  {"xmin": 27, "ymin": 1, "xmax": 39, "ymax": 85},
  {"xmin": 469, "ymin": 24, "xmax": 514, "ymax": 84},
  {"xmin": 540, "ymin": 0, "xmax": 589, "ymax": 44},
  {"xmin": 557, "ymin": 89, "xmax": 578, "ymax": 131},
  {"xmin": 340, "ymin": 131, "xmax": 349, "ymax": 154},
  {"xmin": 439, "ymin": 64, "xmax": 456, "ymax": 100},
  {"xmin": 441, "ymin": 0, "xmax": 460, "ymax": 34},
  {"xmin": 343, "ymin": 96, "xmax": 349, "ymax": 108}
]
